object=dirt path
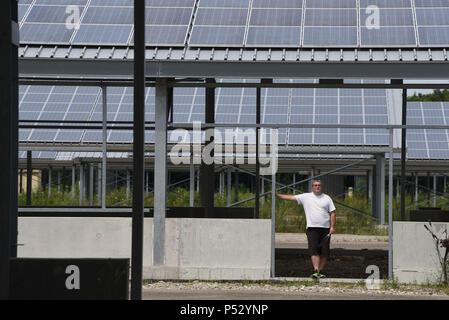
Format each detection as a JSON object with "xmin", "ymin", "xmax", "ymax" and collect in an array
[{"xmin": 275, "ymin": 233, "xmax": 388, "ymax": 279}]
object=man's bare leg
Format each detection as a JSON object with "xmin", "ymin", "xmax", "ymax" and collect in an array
[
  {"xmin": 311, "ymin": 255, "xmax": 320, "ymax": 272},
  {"xmin": 319, "ymin": 256, "xmax": 327, "ymax": 272}
]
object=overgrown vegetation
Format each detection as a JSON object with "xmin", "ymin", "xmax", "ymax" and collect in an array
[
  {"xmin": 408, "ymin": 89, "xmax": 449, "ymax": 102},
  {"xmin": 18, "ymin": 181, "xmax": 449, "ymax": 236}
]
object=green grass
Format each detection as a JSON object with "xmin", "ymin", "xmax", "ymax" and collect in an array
[{"xmin": 18, "ymin": 184, "xmax": 449, "ymax": 236}]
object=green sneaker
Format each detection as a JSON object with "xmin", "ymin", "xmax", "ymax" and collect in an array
[
  {"xmin": 310, "ymin": 272, "xmax": 319, "ymax": 279},
  {"xmin": 317, "ymin": 272, "xmax": 326, "ymax": 279}
]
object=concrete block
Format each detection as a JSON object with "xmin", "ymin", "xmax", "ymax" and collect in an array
[{"xmin": 393, "ymin": 221, "xmax": 449, "ymax": 284}]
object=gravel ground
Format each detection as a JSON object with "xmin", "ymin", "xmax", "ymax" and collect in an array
[{"xmin": 143, "ymin": 280, "xmax": 449, "ymax": 299}]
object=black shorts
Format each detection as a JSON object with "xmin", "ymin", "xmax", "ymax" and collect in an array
[{"xmin": 306, "ymin": 227, "xmax": 331, "ymax": 257}]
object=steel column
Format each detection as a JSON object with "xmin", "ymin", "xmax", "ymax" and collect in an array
[
  {"xmin": 227, "ymin": 168, "xmax": 231, "ymax": 206},
  {"xmin": 79, "ymin": 163, "xmax": 84, "ymax": 206},
  {"xmin": 376, "ymin": 155, "xmax": 386, "ymax": 224},
  {"xmin": 48, "ymin": 167, "xmax": 52, "ymax": 197},
  {"xmin": 153, "ymin": 78, "xmax": 168, "ymax": 266},
  {"xmin": 26, "ymin": 151, "xmax": 32, "ymax": 205},
  {"xmin": 89, "ymin": 163, "xmax": 94, "ymax": 206},
  {"xmin": 190, "ymin": 154, "xmax": 194, "ymax": 207},
  {"xmin": 130, "ymin": 0, "xmax": 145, "ymax": 300},
  {"xmin": 0, "ymin": 0, "xmax": 19, "ymax": 299},
  {"xmin": 433, "ymin": 175, "xmax": 437, "ymax": 207},
  {"xmin": 72, "ymin": 164, "xmax": 75, "ymax": 204},
  {"xmin": 102, "ymin": 86, "xmax": 107, "ymax": 209},
  {"xmin": 415, "ymin": 173, "xmax": 419, "ymax": 206},
  {"xmin": 388, "ymin": 129, "xmax": 394, "ymax": 280}
]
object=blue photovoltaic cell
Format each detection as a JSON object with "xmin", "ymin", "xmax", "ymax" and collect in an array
[
  {"xmin": 250, "ymin": 9, "xmax": 302, "ymax": 26},
  {"xmin": 189, "ymin": 26, "xmax": 246, "ymax": 46},
  {"xmin": 252, "ymin": 0, "xmax": 303, "ymax": 8},
  {"xmin": 20, "ymin": 23, "xmax": 75, "ymax": 43},
  {"xmin": 197, "ymin": 0, "xmax": 250, "ymax": 7},
  {"xmin": 414, "ymin": 0, "xmax": 449, "ymax": 7},
  {"xmin": 73, "ymin": 25, "xmax": 133, "ymax": 44},
  {"xmin": 415, "ymin": 8, "xmax": 449, "ymax": 25},
  {"xmin": 359, "ymin": 0, "xmax": 412, "ymax": 8},
  {"xmin": 82, "ymin": 7, "xmax": 133, "ymax": 24},
  {"xmin": 303, "ymin": 27, "xmax": 357, "ymax": 46},
  {"xmin": 418, "ymin": 27, "xmax": 449, "ymax": 46},
  {"xmin": 305, "ymin": 9, "xmax": 357, "ymax": 26},
  {"xmin": 306, "ymin": 0, "xmax": 356, "ymax": 8},
  {"xmin": 361, "ymin": 27, "xmax": 416, "ymax": 46}
]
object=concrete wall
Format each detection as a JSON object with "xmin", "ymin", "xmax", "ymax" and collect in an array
[
  {"xmin": 393, "ymin": 221, "xmax": 449, "ymax": 284},
  {"xmin": 17, "ymin": 217, "xmax": 271, "ymax": 280}
]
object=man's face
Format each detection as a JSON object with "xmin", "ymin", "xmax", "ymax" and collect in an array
[{"xmin": 312, "ymin": 182, "xmax": 322, "ymax": 195}]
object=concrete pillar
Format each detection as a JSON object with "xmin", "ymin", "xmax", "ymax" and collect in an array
[
  {"xmin": 375, "ymin": 154, "xmax": 385, "ymax": 224},
  {"xmin": 153, "ymin": 78, "xmax": 168, "ymax": 265}
]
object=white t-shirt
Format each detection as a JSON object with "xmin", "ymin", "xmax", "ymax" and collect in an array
[{"xmin": 294, "ymin": 193, "xmax": 336, "ymax": 228}]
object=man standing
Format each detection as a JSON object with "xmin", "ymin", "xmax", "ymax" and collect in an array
[{"xmin": 276, "ymin": 179, "xmax": 336, "ymax": 279}]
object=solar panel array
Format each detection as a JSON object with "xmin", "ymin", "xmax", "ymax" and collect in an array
[
  {"xmin": 19, "ymin": 81, "xmax": 389, "ymax": 146},
  {"xmin": 18, "ymin": 0, "xmax": 449, "ymax": 47}
]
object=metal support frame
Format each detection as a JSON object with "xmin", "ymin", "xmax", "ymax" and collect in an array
[
  {"xmin": 388, "ymin": 129, "xmax": 394, "ymax": 280},
  {"xmin": 79, "ymin": 163, "xmax": 84, "ymax": 206},
  {"xmin": 190, "ymin": 155, "xmax": 194, "ymax": 207},
  {"xmin": 57, "ymin": 170, "xmax": 61, "ymax": 193},
  {"xmin": 153, "ymin": 78, "xmax": 168, "ymax": 267},
  {"xmin": 375, "ymin": 155, "xmax": 386, "ymax": 225},
  {"xmin": 0, "ymin": 0, "xmax": 18, "ymax": 299},
  {"xmin": 26, "ymin": 151, "xmax": 32, "ymax": 205},
  {"xmin": 130, "ymin": 0, "xmax": 145, "ymax": 300},
  {"xmin": 89, "ymin": 163, "xmax": 94, "ymax": 206},
  {"xmin": 433, "ymin": 175, "xmax": 437, "ymax": 207},
  {"xmin": 126, "ymin": 170, "xmax": 130, "ymax": 201},
  {"xmin": 102, "ymin": 86, "xmax": 107, "ymax": 209},
  {"xmin": 71, "ymin": 164, "xmax": 75, "ymax": 204},
  {"xmin": 271, "ymin": 171, "xmax": 276, "ymax": 278},
  {"xmin": 415, "ymin": 172, "xmax": 419, "ymax": 206},
  {"xmin": 227, "ymin": 168, "xmax": 231, "ymax": 206},
  {"xmin": 48, "ymin": 167, "xmax": 52, "ymax": 197},
  {"xmin": 97, "ymin": 164, "xmax": 101, "ymax": 206}
]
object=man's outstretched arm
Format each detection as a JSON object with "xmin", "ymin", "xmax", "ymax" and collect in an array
[{"xmin": 275, "ymin": 191, "xmax": 297, "ymax": 202}]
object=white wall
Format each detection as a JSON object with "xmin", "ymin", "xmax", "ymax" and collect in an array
[
  {"xmin": 393, "ymin": 221, "xmax": 449, "ymax": 284},
  {"xmin": 18, "ymin": 217, "xmax": 271, "ymax": 280}
]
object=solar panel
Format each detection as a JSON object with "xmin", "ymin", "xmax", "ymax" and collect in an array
[
  {"xmin": 415, "ymin": 3, "xmax": 449, "ymax": 46},
  {"xmin": 246, "ymin": 7, "xmax": 302, "ymax": 47},
  {"xmin": 360, "ymin": 0, "xmax": 416, "ymax": 47},
  {"xmin": 189, "ymin": 1, "xmax": 249, "ymax": 47}
]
